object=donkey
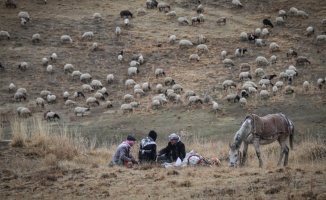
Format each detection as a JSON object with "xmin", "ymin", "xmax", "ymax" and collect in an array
[{"xmin": 229, "ymin": 113, "xmax": 294, "ymax": 167}]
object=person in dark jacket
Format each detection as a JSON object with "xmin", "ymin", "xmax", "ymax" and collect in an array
[
  {"xmin": 157, "ymin": 133, "xmax": 186, "ymax": 163},
  {"xmin": 138, "ymin": 130, "xmax": 157, "ymax": 164}
]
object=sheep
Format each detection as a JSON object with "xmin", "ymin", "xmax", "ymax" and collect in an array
[
  {"xmin": 146, "ymin": 0, "xmax": 158, "ymax": 9},
  {"xmin": 255, "ymin": 39, "xmax": 266, "ymax": 47},
  {"xmin": 45, "ymin": 111, "xmax": 60, "ymax": 121},
  {"xmin": 151, "ymin": 99, "xmax": 161, "ymax": 109},
  {"xmin": 275, "ymin": 17, "xmax": 285, "ymax": 26},
  {"xmin": 158, "ymin": 2, "xmax": 171, "ymax": 12},
  {"xmin": 60, "ymin": 35, "xmax": 73, "ymax": 43},
  {"xmin": 232, "ymin": 0, "xmax": 243, "ymax": 8},
  {"xmin": 120, "ymin": 10, "xmax": 133, "ymax": 18},
  {"xmin": 297, "ymin": 10, "xmax": 308, "ymax": 19},
  {"xmin": 46, "ymin": 65, "xmax": 53, "ymax": 74},
  {"xmin": 86, "ymin": 97, "xmax": 100, "ymax": 106},
  {"xmin": 239, "ymin": 97, "xmax": 247, "ymax": 107},
  {"xmin": 138, "ymin": 54, "xmax": 144, "ymax": 65},
  {"xmin": 302, "ymin": 81, "xmax": 310, "ymax": 92},
  {"xmin": 285, "ymin": 85, "xmax": 294, "ymax": 94},
  {"xmin": 275, "ymin": 81, "xmax": 284, "ymax": 89},
  {"xmin": 93, "ymin": 13, "xmax": 103, "ymax": 20},
  {"xmin": 188, "ymin": 96, "xmax": 203, "ymax": 106},
  {"xmin": 121, "ymin": 104, "xmax": 133, "ymax": 113},
  {"xmin": 106, "ymin": 101, "xmax": 113, "ymax": 108},
  {"xmin": 107, "ymin": 74, "xmax": 114, "ymax": 83},
  {"xmin": 124, "ymin": 18, "xmax": 129, "ymax": 27},
  {"xmin": 97, "ymin": 87, "xmax": 108, "ymax": 97},
  {"xmin": 197, "ymin": 4, "xmax": 204, "ymax": 13},
  {"xmin": 9, "ymin": 83, "xmax": 16, "ymax": 92},
  {"xmin": 32, "ymin": 33, "xmax": 41, "ymax": 43},
  {"xmin": 18, "ymin": 11, "xmax": 30, "ymax": 21},
  {"xmin": 90, "ymin": 80, "xmax": 103, "ymax": 89},
  {"xmin": 40, "ymin": 90, "xmax": 51, "ymax": 99},
  {"xmin": 19, "ymin": 107, "xmax": 32, "ymax": 118},
  {"xmin": 125, "ymin": 79, "xmax": 137, "ymax": 88},
  {"xmin": 239, "ymin": 72, "xmax": 252, "ymax": 81},
  {"xmin": 92, "ymin": 42, "xmax": 98, "ymax": 51},
  {"xmin": 198, "ymin": 14, "xmax": 205, "ymax": 22},
  {"xmin": 226, "ymin": 94, "xmax": 240, "ymax": 102},
  {"xmin": 41, "ymin": 58, "xmax": 49, "ymax": 67},
  {"xmin": 212, "ymin": 101, "xmax": 219, "ymax": 112},
  {"xmin": 166, "ymin": 11, "xmax": 177, "ymax": 18},
  {"xmin": 261, "ymin": 28, "xmax": 269, "ymax": 38},
  {"xmin": 286, "ymin": 49, "xmax": 298, "ymax": 58},
  {"xmin": 296, "ymin": 56, "xmax": 310, "ymax": 65},
  {"xmin": 259, "ymin": 79, "xmax": 274, "ymax": 87},
  {"xmin": 241, "ymin": 90, "xmax": 249, "ymax": 98},
  {"xmin": 177, "ymin": 17, "xmax": 189, "ymax": 25},
  {"xmin": 137, "ymin": 8, "xmax": 146, "ymax": 16},
  {"xmin": 74, "ymin": 91, "xmax": 85, "ymax": 99},
  {"xmin": 164, "ymin": 77, "xmax": 175, "ymax": 86},
  {"xmin": 221, "ymin": 50, "xmax": 228, "ymax": 59},
  {"xmin": 203, "ymin": 93, "xmax": 211, "ymax": 103},
  {"xmin": 179, "ymin": 39, "xmax": 193, "ymax": 49},
  {"xmin": 64, "ymin": 64, "xmax": 74, "ymax": 74},
  {"xmin": 18, "ymin": 62, "xmax": 27, "ymax": 71},
  {"xmin": 36, "ymin": 97, "xmax": 45, "ymax": 108},
  {"xmin": 315, "ymin": 35, "xmax": 326, "ymax": 44},
  {"xmin": 272, "ymin": 86, "xmax": 278, "ymax": 96},
  {"xmin": 262, "ymin": 74, "xmax": 277, "ymax": 81},
  {"xmin": 94, "ymin": 92, "xmax": 105, "ymax": 101},
  {"xmin": 142, "ymin": 82, "xmax": 151, "ymax": 91},
  {"xmin": 82, "ymin": 84, "xmax": 94, "ymax": 92},
  {"xmin": 14, "ymin": 92, "xmax": 26, "ymax": 101},
  {"xmin": 288, "ymin": 65, "xmax": 297, "ymax": 71},
  {"xmin": 260, "ymin": 90, "xmax": 270, "ymax": 99},
  {"xmin": 222, "ymin": 80, "xmax": 236, "ymax": 90},
  {"xmin": 235, "ymin": 48, "xmax": 248, "ymax": 57},
  {"xmin": 269, "ymin": 42, "xmax": 280, "ymax": 52},
  {"xmin": 5, "ymin": 0, "xmax": 17, "ymax": 8},
  {"xmin": 81, "ymin": 31, "xmax": 94, "ymax": 40},
  {"xmin": 155, "ymin": 68, "xmax": 166, "ymax": 78},
  {"xmin": 124, "ymin": 94, "xmax": 134, "ymax": 103},
  {"xmin": 279, "ymin": 72, "xmax": 288, "ymax": 81},
  {"xmin": 289, "ymin": 7, "xmax": 298, "ymax": 16},
  {"xmin": 74, "ymin": 107, "xmax": 90, "ymax": 116},
  {"xmin": 50, "ymin": 53, "xmax": 57, "ymax": 62},
  {"xmin": 80, "ymin": 73, "xmax": 92, "ymax": 83},
  {"xmin": 261, "ymin": 84, "xmax": 267, "ymax": 90},
  {"xmin": 118, "ymin": 51, "xmax": 123, "ymax": 62},
  {"xmin": 172, "ymin": 84, "xmax": 183, "ymax": 94},
  {"xmin": 152, "ymin": 94, "xmax": 168, "ymax": 105},
  {"xmin": 255, "ymin": 28, "xmax": 261, "ymax": 36},
  {"xmin": 168, "ymin": 35, "xmax": 176, "ymax": 45},
  {"xmin": 134, "ymin": 89, "xmax": 145, "ymax": 97},
  {"xmin": 128, "ymin": 67, "xmax": 140, "ymax": 76},
  {"xmin": 47, "ymin": 94, "xmax": 56, "ymax": 103},
  {"xmin": 306, "ymin": 26, "xmax": 314, "ymax": 37},
  {"xmin": 279, "ymin": 10, "xmax": 287, "ymax": 18},
  {"xmin": 222, "ymin": 58, "xmax": 235, "ymax": 67},
  {"xmin": 62, "ymin": 91, "xmax": 69, "ymax": 101},
  {"xmin": 130, "ymin": 60, "xmax": 140, "ymax": 67},
  {"xmin": 72, "ymin": 71, "xmax": 82, "ymax": 79},
  {"xmin": 317, "ymin": 78, "xmax": 326, "ymax": 89},
  {"xmin": 248, "ymin": 86, "xmax": 258, "ymax": 94},
  {"xmin": 115, "ymin": 26, "xmax": 121, "ymax": 37},
  {"xmin": 216, "ymin": 17, "xmax": 226, "ymax": 25},
  {"xmin": 156, "ymin": 84, "xmax": 163, "ymax": 93},
  {"xmin": 197, "ymin": 34, "xmax": 208, "ymax": 44},
  {"xmin": 255, "ymin": 56, "xmax": 269, "ymax": 67},
  {"xmin": 263, "ymin": 19, "xmax": 273, "ymax": 28},
  {"xmin": 0, "ymin": 31, "xmax": 10, "ymax": 40},
  {"xmin": 244, "ymin": 81, "xmax": 258, "ymax": 89},
  {"xmin": 240, "ymin": 63, "xmax": 251, "ymax": 72},
  {"xmin": 270, "ymin": 55, "xmax": 277, "ymax": 64},
  {"xmin": 240, "ymin": 32, "xmax": 248, "ymax": 41},
  {"xmin": 189, "ymin": 54, "xmax": 200, "ymax": 62}
]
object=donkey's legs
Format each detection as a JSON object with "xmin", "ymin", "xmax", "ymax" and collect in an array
[
  {"xmin": 277, "ymin": 139, "xmax": 290, "ymax": 166},
  {"xmin": 240, "ymin": 142, "xmax": 249, "ymax": 166},
  {"xmin": 253, "ymin": 138, "xmax": 263, "ymax": 167}
]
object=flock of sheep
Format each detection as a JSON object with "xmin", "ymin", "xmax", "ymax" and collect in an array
[{"xmin": 1, "ymin": 0, "xmax": 326, "ymax": 122}]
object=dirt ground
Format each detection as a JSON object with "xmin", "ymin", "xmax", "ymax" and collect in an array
[{"xmin": 0, "ymin": 0, "xmax": 326, "ymax": 199}]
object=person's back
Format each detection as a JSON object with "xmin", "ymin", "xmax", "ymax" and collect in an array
[{"xmin": 139, "ymin": 130, "xmax": 157, "ymax": 163}]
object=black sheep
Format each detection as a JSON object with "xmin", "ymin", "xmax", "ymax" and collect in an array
[
  {"xmin": 262, "ymin": 74, "xmax": 277, "ymax": 80},
  {"xmin": 75, "ymin": 91, "xmax": 85, "ymax": 98},
  {"xmin": 5, "ymin": 0, "xmax": 17, "ymax": 8},
  {"xmin": 263, "ymin": 19, "xmax": 274, "ymax": 28},
  {"xmin": 120, "ymin": 10, "xmax": 133, "ymax": 18},
  {"xmin": 248, "ymin": 34, "xmax": 259, "ymax": 42},
  {"xmin": 241, "ymin": 90, "xmax": 249, "ymax": 98}
]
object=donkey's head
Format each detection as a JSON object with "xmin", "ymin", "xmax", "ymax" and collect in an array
[{"xmin": 229, "ymin": 143, "xmax": 241, "ymax": 167}]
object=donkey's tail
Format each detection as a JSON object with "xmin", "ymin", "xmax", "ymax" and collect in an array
[{"xmin": 289, "ymin": 120, "xmax": 294, "ymax": 150}]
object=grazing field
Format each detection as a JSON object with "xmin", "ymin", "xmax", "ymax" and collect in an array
[{"xmin": 0, "ymin": 0, "xmax": 326, "ymax": 199}]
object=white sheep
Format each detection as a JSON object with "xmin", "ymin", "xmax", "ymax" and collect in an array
[
  {"xmin": 226, "ymin": 94, "xmax": 240, "ymax": 102},
  {"xmin": 166, "ymin": 11, "xmax": 177, "ymax": 18},
  {"xmin": 138, "ymin": 55, "xmax": 144, "ymax": 65},
  {"xmin": 18, "ymin": 62, "xmax": 27, "ymax": 70},
  {"xmin": 125, "ymin": 79, "xmax": 137, "ymax": 88},
  {"xmin": 40, "ymin": 90, "xmax": 51, "ymax": 99},
  {"xmin": 158, "ymin": 2, "xmax": 171, "ymax": 12},
  {"xmin": 244, "ymin": 81, "xmax": 258, "ymax": 89},
  {"xmin": 317, "ymin": 78, "xmax": 325, "ymax": 89},
  {"xmin": 107, "ymin": 74, "xmax": 114, "ymax": 83},
  {"xmin": 65, "ymin": 100, "xmax": 76, "ymax": 107},
  {"xmin": 239, "ymin": 72, "xmax": 252, "ymax": 81},
  {"xmin": 115, "ymin": 26, "xmax": 121, "ymax": 37},
  {"xmin": 279, "ymin": 10, "xmax": 287, "ymax": 18},
  {"xmin": 315, "ymin": 35, "xmax": 326, "ymax": 44},
  {"xmin": 124, "ymin": 18, "xmax": 129, "ymax": 26},
  {"xmin": 289, "ymin": 7, "xmax": 298, "ymax": 16},
  {"xmin": 189, "ymin": 54, "xmax": 200, "ymax": 62},
  {"xmin": 153, "ymin": 94, "xmax": 168, "ymax": 105},
  {"xmin": 86, "ymin": 97, "xmax": 100, "ymax": 106},
  {"xmin": 130, "ymin": 60, "xmax": 140, "ymax": 67},
  {"xmin": 94, "ymin": 92, "xmax": 105, "ymax": 101},
  {"xmin": 255, "ymin": 56, "xmax": 269, "ymax": 67},
  {"xmin": 18, "ymin": 11, "xmax": 30, "ymax": 21},
  {"xmin": 82, "ymin": 84, "xmax": 94, "ymax": 92},
  {"xmin": 90, "ymin": 80, "xmax": 103, "ymax": 89},
  {"xmin": 0, "ymin": 31, "xmax": 10, "ymax": 40},
  {"xmin": 240, "ymin": 32, "xmax": 247, "ymax": 41},
  {"xmin": 63, "ymin": 91, "xmax": 69, "ymax": 100},
  {"xmin": 60, "ymin": 35, "xmax": 73, "ymax": 43},
  {"xmin": 297, "ymin": 10, "xmax": 308, "ymax": 18},
  {"xmin": 279, "ymin": 72, "xmax": 288, "ymax": 81},
  {"xmin": 196, "ymin": 44, "xmax": 208, "ymax": 54},
  {"xmin": 269, "ymin": 42, "xmax": 280, "ymax": 52},
  {"xmin": 248, "ymin": 86, "xmax": 258, "ymax": 94},
  {"xmin": 222, "ymin": 58, "xmax": 235, "ymax": 66},
  {"xmin": 36, "ymin": 97, "xmax": 45, "ymax": 108},
  {"xmin": 64, "ymin": 64, "xmax": 74, "ymax": 74},
  {"xmin": 275, "ymin": 17, "xmax": 285, "ymax": 26},
  {"xmin": 72, "ymin": 71, "xmax": 82, "ymax": 79},
  {"xmin": 239, "ymin": 97, "xmax": 247, "ymax": 107},
  {"xmin": 137, "ymin": 8, "xmax": 147, "ymax": 16},
  {"xmin": 285, "ymin": 85, "xmax": 294, "ymax": 94},
  {"xmin": 221, "ymin": 50, "xmax": 228, "ymax": 59},
  {"xmin": 134, "ymin": 89, "xmax": 145, "ymax": 97},
  {"xmin": 255, "ymin": 39, "xmax": 266, "ymax": 47},
  {"xmin": 302, "ymin": 81, "xmax": 310, "ymax": 92},
  {"xmin": 155, "ymin": 68, "xmax": 165, "ymax": 78},
  {"xmin": 17, "ymin": 88, "xmax": 27, "ymax": 96},
  {"xmin": 172, "ymin": 84, "xmax": 183, "ymax": 94},
  {"xmin": 9, "ymin": 83, "xmax": 16, "ymax": 92},
  {"xmin": 82, "ymin": 31, "xmax": 94, "ymax": 40},
  {"xmin": 164, "ymin": 77, "xmax": 175, "ymax": 86},
  {"xmin": 50, "ymin": 53, "xmax": 57, "ymax": 62},
  {"xmin": 306, "ymin": 26, "xmax": 314, "ymax": 37},
  {"xmin": 151, "ymin": 99, "xmax": 161, "ymax": 109},
  {"xmin": 177, "ymin": 17, "xmax": 189, "ymax": 25},
  {"xmin": 240, "ymin": 63, "xmax": 251, "ymax": 72},
  {"xmin": 259, "ymin": 79, "xmax": 273, "ymax": 87},
  {"xmin": 47, "ymin": 94, "xmax": 56, "ymax": 103},
  {"xmin": 92, "ymin": 42, "xmax": 98, "ymax": 51},
  {"xmin": 93, "ymin": 13, "xmax": 103, "ymax": 20},
  {"xmin": 32, "ymin": 34, "xmax": 41, "ymax": 43},
  {"xmin": 179, "ymin": 39, "xmax": 193, "ymax": 49},
  {"xmin": 272, "ymin": 86, "xmax": 278, "ymax": 96},
  {"xmin": 121, "ymin": 104, "xmax": 133, "ymax": 113},
  {"xmin": 222, "ymin": 80, "xmax": 236, "ymax": 90},
  {"xmin": 156, "ymin": 84, "xmax": 163, "ymax": 93},
  {"xmin": 142, "ymin": 82, "xmax": 151, "ymax": 91},
  {"xmin": 124, "ymin": 94, "xmax": 134, "ymax": 103},
  {"xmin": 169, "ymin": 35, "xmax": 176, "ymax": 45},
  {"xmin": 74, "ymin": 107, "xmax": 90, "ymax": 116},
  {"xmin": 45, "ymin": 111, "xmax": 60, "ymax": 121},
  {"xmin": 275, "ymin": 81, "xmax": 284, "ymax": 89},
  {"xmin": 216, "ymin": 17, "xmax": 227, "ymax": 25},
  {"xmin": 270, "ymin": 55, "xmax": 277, "ymax": 64},
  {"xmin": 80, "ymin": 73, "xmax": 92, "ymax": 83},
  {"xmin": 261, "ymin": 28, "xmax": 269, "ymax": 38},
  {"xmin": 19, "ymin": 107, "xmax": 32, "ymax": 117},
  {"xmin": 255, "ymin": 28, "xmax": 261, "ymax": 36},
  {"xmin": 14, "ymin": 91, "xmax": 26, "ymax": 101},
  {"xmin": 20, "ymin": 18, "xmax": 26, "ymax": 27},
  {"xmin": 260, "ymin": 90, "xmax": 270, "ymax": 100},
  {"xmin": 188, "ymin": 96, "xmax": 203, "ymax": 106},
  {"xmin": 106, "ymin": 101, "xmax": 113, "ymax": 108},
  {"xmin": 212, "ymin": 101, "xmax": 219, "ymax": 112},
  {"xmin": 128, "ymin": 67, "xmax": 139, "ymax": 76},
  {"xmin": 42, "ymin": 57, "xmax": 48, "ymax": 66},
  {"xmin": 232, "ymin": 0, "xmax": 243, "ymax": 8},
  {"xmin": 46, "ymin": 65, "xmax": 53, "ymax": 73}
]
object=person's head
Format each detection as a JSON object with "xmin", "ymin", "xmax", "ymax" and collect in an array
[
  {"xmin": 126, "ymin": 135, "xmax": 136, "ymax": 147},
  {"xmin": 148, "ymin": 130, "xmax": 157, "ymax": 141},
  {"xmin": 168, "ymin": 133, "xmax": 180, "ymax": 145}
]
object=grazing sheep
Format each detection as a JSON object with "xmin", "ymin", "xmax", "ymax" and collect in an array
[
  {"xmin": 125, "ymin": 79, "xmax": 137, "ymax": 88},
  {"xmin": 261, "ymin": 28, "xmax": 269, "ymax": 38},
  {"xmin": 156, "ymin": 84, "xmax": 163, "ymax": 93},
  {"xmin": 306, "ymin": 26, "xmax": 314, "ymax": 37},
  {"xmin": 86, "ymin": 97, "xmax": 100, "ymax": 106},
  {"xmin": 40, "ymin": 90, "xmax": 51, "ymax": 99},
  {"xmin": 317, "ymin": 78, "xmax": 325, "ymax": 89},
  {"xmin": 5, "ymin": 0, "xmax": 17, "ymax": 8},
  {"xmin": 32, "ymin": 34, "xmax": 41, "ymax": 43},
  {"xmin": 118, "ymin": 51, "xmax": 123, "ymax": 62},
  {"xmin": 9, "ymin": 83, "xmax": 16, "ymax": 92},
  {"xmin": 17, "ymin": 88, "xmax": 27, "ymax": 96},
  {"xmin": 82, "ymin": 31, "xmax": 94, "ymax": 40},
  {"xmin": 97, "ymin": 87, "xmax": 108, "ymax": 96},
  {"xmin": 197, "ymin": 4, "xmax": 204, "ymax": 13},
  {"xmin": 134, "ymin": 89, "xmax": 145, "ymax": 97},
  {"xmin": 179, "ymin": 39, "xmax": 193, "ymax": 48},
  {"xmin": 272, "ymin": 86, "xmax": 278, "ymax": 96},
  {"xmin": 107, "ymin": 74, "xmax": 114, "ymax": 83},
  {"xmin": 289, "ymin": 7, "xmax": 298, "ymax": 16},
  {"xmin": 18, "ymin": 62, "xmax": 27, "ymax": 71},
  {"xmin": 260, "ymin": 90, "xmax": 270, "ymax": 99},
  {"xmin": 240, "ymin": 32, "xmax": 248, "ymax": 41},
  {"xmin": 239, "ymin": 97, "xmax": 247, "ymax": 107},
  {"xmin": 50, "ymin": 53, "xmax": 57, "ymax": 62},
  {"xmin": 18, "ymin": 11, "xmax": 30, "ymax": 21},
  {"xmin": 124, "ymin": 94, "xmax": 134, "ymax": 103},
  {"xmin": 239, "ymin": 72, "xmax": 252, "ymax": 81},
  {"xmin": 153, "ymin": 94, "xmax": 168, "ymax": 105},
  {"xmin": 80, "ymin": 73, "xmax": 92, "ymax": 83},
  {"xmin": 19, "ymin": 107, "xmax": 32, "ymax": 118},
  {"xmin": 142, "ymin": 82, "xmax": 151, "ymax": 91},
  {"xmin": 128, "ymin": 67, "xmax": 140, "ymax": 76},
  {"xmin": 130, "ymin": 60, "xmax": 140, "ymax": 67},
  {"xmin": 121, "ymin": 104, "xmax": 133, "ymax": 113},
  {"xmin": 172, "ymin": 84, "xmax": 183, "ymax": 94},
  {"xmin": 47, "ymin": 94, "xmax": 56, "ymax": 103},
  {"xmin": 63, "ymin": 91, "xmax": 69, "ymax": 100},
  {"xmin": 92, "ymin": 42, "xmax": 98, "ymax": 51},
  {"xmin": 232, "ymin": 0, "xmax": 242, "ymax": 8},
  {"xmin": 212, "ymin": 101, "xmax": 219, "ymax": 112},
  {"xmin": 279, "ymin": 10, "xmax": 287, "ymax": 18},
  {"xmin": 222, "ymin": 80, "xmax": 236, "ymax": 90},
  {"xmin": 255, "ymin": 28, "xmax": 262, "ymax": 36},
  {"xmin": 241, "ymin": 90, "xmax": 249, "ymax": 98},
  {"xmin": 188, "ymin": 96, "xmax": 203, "ymax": 106},
  {"xmin": 226, "ymin": 94, "xmax": 240, "ymax": 102},
  {"xmin": 216, "ymin": 17, "xmax": 226, "ymax": 25},
  {"xmin": 221, "ymin": 50, "xmax": 228, "ymax": 59},
  {"xmin": 106, "ymin": 101, "xmax": 113, "ymax": 108},
  {"xmin": 72, "ymin": 71, "xmax": 82, "ymax": 79},
  {"xmin": 146, "ymin": 0, "xmax": 158, "ymax": 9},
  {"xmin": 45, "ymin": 111, "xmax": 60, "ymax": 121},
  {"xmin": 60, "ymin": 35, "xmax": 73, "ymax": 43},
  {"xmin": 64, "ymin": 64, "xmax": 74, "ymax": 74},
  {"xmin": 93, "ymin": 13, "xmax": 103, "ymax": 20},
  {"xmin": 275, "ymin": 81, "xmax": 284, "ymax": 89},
  {"xmin": 155, "ymin": 68, "xmax": 166, "ymax": 78},
  {"xmin": 36, "ymin": 97, "xmax": 45, "ymax": 108},
  {"xmin": 42, "ymin": 57, "xmax": 48, "ymax": 66},
  {"xmin": 244, "ymin": 81, "xmax": 258, "ymax": 89},
  {"xmin": 166, "ymin": 11, "xmax": 177, "ymax": 18},
  {"xmin": 255, "ymin": 38, "xmax": 266, "ymax": 47},
  {"xmin": 151, "ymin": 99, "xmax": 161, "ymax": 109},
  {"xmin": 248, "ymin": 33, "xmax": 259, "ymax": 41},
  {"xmin": 120, "ymin": 10, "xmax": 133, "ymax": 18},
  {"xmin": 184, "ymin": 90, "xmax": 196, "ymax": 98},
  {"xmin": 235, "ymin": 48, "xmax": 248, "ymax": 57},
  {"xmin": 279, "ymin": 72, "xmax": 288, "ymax": 81},
  {"xmin": 46, "ymin": 65, "xmax": 53, "ymax": 74},
  {"xmin": 14, "ymin": 91, "xmax": 26, "ymax": 101},
  {"xmin": 164, "ymin": 77, "xmax": 176, "ymax": 86},
  {"xmin": 286, "ymin": 49, "xmax": 298, "ymax": 58},
  {"xmin": 297, "ymin": 10, "xmax": 308, "ymax": 18},
  {"xmin": 90, "ymin": 80, "xmax": 103, "ymax": 89},
  {"xmin": 269, "ymin": 42, "xmax": 280, "ymax": 52},
  {"xmin": 255, "ymin": 56, "xmax": 269, "ymax": 67},
  {"xmin": 270, "ymin": 55, "xmax": 277, "ymax": 64},
  {"xmin": 94, "ymin": 92, "xmax": 105, "ymax": 101},
  {"xmin": 158, "ymin": 2, "xmax": 171, "ymax": 12},
  {"xmin": 285, "ymin": 85, "xmax": 294, "ymax": 94},
  {"xmin": 263, "ymin": 19, "xmax": 273, "ymax": 28},
  {"xmin": 248, "ymin": 86, "xmax": 258, "ymax": 94},
  {"xmin": 315, "ymin": 35, "xmax": 326, "ymax": 44},
  {"xmin": 275, "ymin": 17, "xmax": 285, "ymax": 26},
  {"xmin": 74, "ymin": 107, "xmax": 90, "ymax": 116},
  {"xmin": 240, "ymin": 63, "xmax": 251, "ymax": 72},
  {"xmin": 189, "ymin": 54, "xmax": 200, "ymax": 62},
  {"xmin": 302, "ymin": 81, "xmax": 310, "ymax": 92},
  {"xmin": 115, "ymin": 26, "xmax": 121, "ymax": 37},
  {"xmin": 0, "ymin": 31, "xmax": 10, "ymax": 40},
  {"xmin": 124, "ymin": 18, "xmax": 129, "ymax": 26},
  {"xmin": 137, "ymin": 8, "xmax": 146, "ymax": 16},
  {"xmin": 296, "ymin": 56, "xmax": 310, "ymax": 65},
  {"xmin": 222, "ymin": 58, "xmax": 235, "ymax": 67},
  {"xmin": 262, "ymin": 74, "xmax": 277, "ymax": 80},
  {"xmin": 261, "ymin": 84, "xmax": 267, "ymax": 90},
  {"xmin": 197, "ymin": 34, "xmax": 208, "ymax": 44},
  {"xmin": 74, "ymin": 91, "xmax": 85, "ymax": 99},
  {"xmin": 177, "ymin": 17, "xmax": 189, "ymax": 25},
  {"xmin": 168, "ymin": 35, "xmax": 176, "ymax": 45},
  {"xmin": 259, "ymin": 79, "xmax": 274, "ymax": 87}
]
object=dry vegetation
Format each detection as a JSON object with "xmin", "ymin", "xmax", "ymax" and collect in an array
[{"xmin": 0, "ymin": 0, "xmax": 326, "ymax": 199}]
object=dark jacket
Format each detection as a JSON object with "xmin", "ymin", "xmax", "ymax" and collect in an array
[
  {"xmin": 138, "ymin": 136, "xmax": 157, "ymax": 163},
  {"xmin": 158, "ymin": 141, "xmax": 186, "ymax": 162}
]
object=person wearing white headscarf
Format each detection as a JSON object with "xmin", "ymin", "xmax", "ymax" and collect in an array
[{"xmin": 157, "ymin": 133, "xmax": 186, "ymax": 163}]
